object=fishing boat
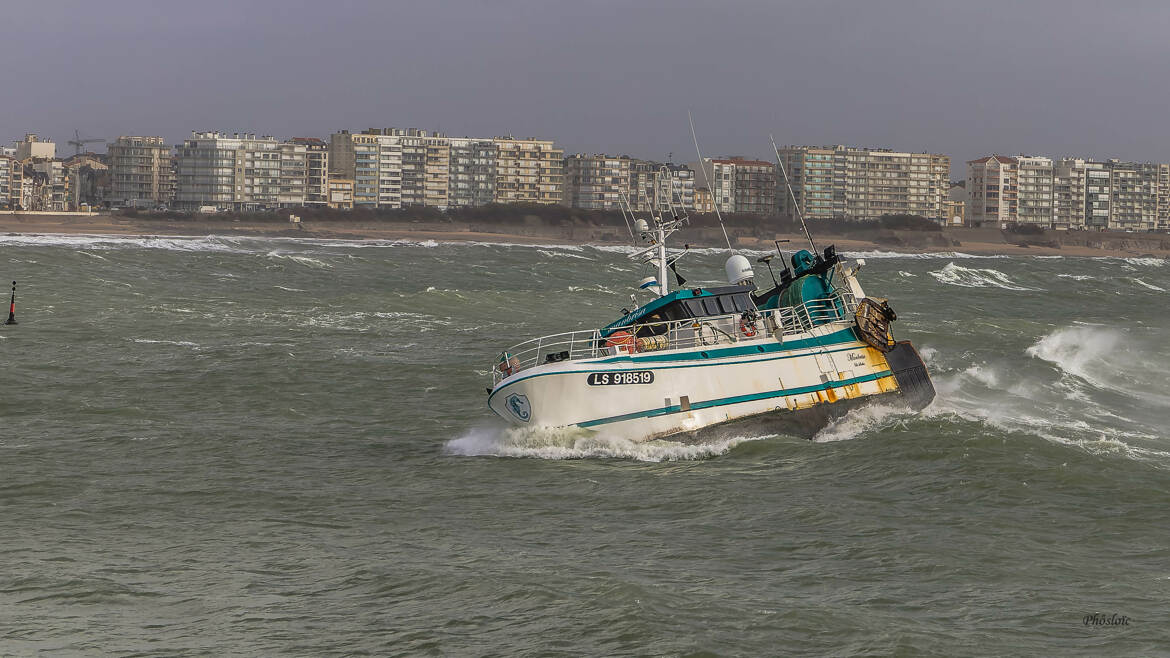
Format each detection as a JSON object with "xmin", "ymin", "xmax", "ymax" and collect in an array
[{"xmin": 486, "ymin": 138, "xmax": 935, "ymax": 440}]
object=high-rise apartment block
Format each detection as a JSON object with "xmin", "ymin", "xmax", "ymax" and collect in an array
[
  {"xmin": 174, "ymin": 132, "xmax": 324, "ymax": 210},
  {"xmin": 967, "ymin": 155, "xmax": 1017, "ymax": 225},
  {"xmin": 108, "ymin": 136, "xmax": 174, "ymax": 207},
  {"xmin": 562, "ymin": 154, "xmax": 632, "ymax": 209},
  {"xmin": 774, "ymin": 146, "xmax": 950, "ymax": 221},
  {"xmin": 561, "ymin": 155, "xmax": 696, "ymax": 213},
  {"xmin": 329, "ymin": 129, "xmax": 562, "ymax": 209},
  {"xmin": 967, "ymin": 154, "xmax": 1170, "ymax": 230},
  {"xmin": 0, "ymin": 155, "xmax": 13, "ymax": 208},
  {"xmin": 288, "ymin": 138, "xmax": 329, "ymax": 206},
  {"xmin": 688, "ymin": 157, "xmax": 777, "ymax": 215},
  {"xmin": 447, "ymin": 138, "xmax": 497, "ymax": 207},
  {"xmin": 493, "ymin": 137, "xmax": 563, "ymax": 205}
]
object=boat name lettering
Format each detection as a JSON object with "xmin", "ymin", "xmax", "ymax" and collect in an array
[{"xmin": 587, "ymin": 371, "xmax": 654, "ymax": 386}]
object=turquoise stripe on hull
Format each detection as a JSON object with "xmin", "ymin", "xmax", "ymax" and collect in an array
[
  {"xmin": 488, "ymin": 326, "xmax": 863, "ymax": 404},
  {"xmin": 576, "ymin": 370, "xmax": 893, "ymax": 428}
]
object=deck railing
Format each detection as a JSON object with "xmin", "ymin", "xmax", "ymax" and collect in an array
[{"xmin": 491, "ymin": 292, "xmax": 857, "ymax": 384}]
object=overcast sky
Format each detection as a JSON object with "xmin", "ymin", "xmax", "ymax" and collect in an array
[{"xmin": 4, "ymin": 0, "xmax": 1170, "ymax": 177}]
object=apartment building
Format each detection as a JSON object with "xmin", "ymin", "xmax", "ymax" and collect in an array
[
  {"xmin": 447, "ymin": 138, "xmax": 496, "ymax": 207},
  {"xmin": 562, "ymin": 154, "xmax": 632, "ymax": 209},
  {"xmin": 494, "ymin": 137, "xmax": 563, "ymax": 205},
  {"xmin": 330, "ymin": 130, "xmax": 403, "ymax": 208},
  {"xmin": 561, "ymin": 155, "xmax": 698, "ymax": 213},
  {"xmin": 1052, "ymin": 159, "xmax": 1087, "ymax": 229},
  {"xmin": 729, "ymin": 159, "xmax": 776, "ymax": 215},
  {"xmin": 688, "ymin": 158, "xmax": 737, "ymax": 214},
  {"xmin": 288, "ymin": 138, "xmax": 329, "ymax": 206},
  {"xmin": 175, "ymin": 132, "xmax": 319, "ymax": 210},
  {"xmin": 1107, "ymin": 161, "xmax": 1166, "ymax": 231},
  {"xmin": 966, "ymin": 155, "xmax": 1018, "ymax": 225},
  {"xmin": 330, "ymin": 129, "xmax": 563, "ymax": 209},
  {"xmin": 423, "ymin": 135, "xmax": 450, "ymax": 208},
  {"xmin": 1016, "ymin": 156, "xmax": 1054, "ymax": 225},
  {"xmin": 107, "ymin": 136, "xmax": 174, "ymax": 207},
  {"xmin": 776, "ymin": 146, "xmax": 950, "ymax": 221},
  {"xmin": 0, "ymin": 155, "xmax": 11, "ymax": 208},
  {"xmin": 14, "ymin": 134, "xmax": 55, "ymax": 160},
  {"xmin": 969, "ymin": 154, "xmax": 1168, "ymax": 230}
]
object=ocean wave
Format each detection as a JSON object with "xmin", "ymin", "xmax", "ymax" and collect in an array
[
  {"xmin": 264, "ymin": 251, "xmax": 332, "ymax": 269},
  {"xmin": 812, "ymin": 402, "xmax": 914, "ymax": 443},
  {"xmin": 129, "ymin": 338, "xmax": 200, "ymax": 348},
  {"xmin": 1120, "ymin": 257, "xmax": 1166, "ymax": 267},
  {"xmin": 443, "ymin": 425, "xmax": 768, "ymax": 461},
  {"xmin": 928, "ymin": 262, "xmax": 1037, "ymax": 291},
  {"xmin": 1025, "ymin": 325, "xmax": 1123, "ymax": 388},
  {"xmin": 1126, "ymin": 277, "xmax": 1166, "ymax": 292},
  {"xmin": 842, "ymin": 250, "xmax": 1008, "ymax": 260},
  {"xmin": 0, "ymin": 233, "xmax": 251, "ymax": 253},
  {"xmin": 1056, "ymin": 274, "xmax": 1095, "ymax": 281}
]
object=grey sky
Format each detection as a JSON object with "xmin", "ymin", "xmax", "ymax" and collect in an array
[{"xmin": 4, "ymin": 0, "xmax": 1170, "ymax": 177}]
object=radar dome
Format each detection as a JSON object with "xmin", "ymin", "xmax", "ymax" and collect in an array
[{"xmin": 725, "ymin": 254, "xmax": 754, "ymax": 286}]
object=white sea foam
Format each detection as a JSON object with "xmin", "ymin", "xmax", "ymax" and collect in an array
[
  {"xmin": 1056, "ymin": 274, "xmax": 1095, "ymax": 281},
  {"xmin": 264, "ymin": 251, "xmax": 332, "ymax": 269},
  {"xmin": 812, "ymin": 402, "xmax": 912, "ymax": 443},
  {"xmin": 897, "ymin": 270, "xmax": 917, "ymax": 278},
  {"xmin": 1121, "ymin": 257, "xmax": 1166, "ymax": 267},
  {"xmin": 0, "ymin": 233, "xmax": 252, "ymax": 253},
  {"xmin": 1127, "ymin": 277, "xmax": 1166, "ymax": 292},
  {"xmin": 130, "ymin": 338, "xmax": 200, "ymax": 348},
  {"xmin": 444, "ymin": 425, "xmax": 768, "ymax": 461},
  {"xmin": 538, "ymin": 249, "xmax": 592, "ymax": 260},
  {"xmin": 928, "ymin": 262, "xmax": 1037, "ymax": 291},
  {"xmin": 1025, "ymin": 325, "xmax": 1122, "ymax": 387},
  {"xmin": 841, "ymin": 250, "xmax": 1007, "ymax": 260}
]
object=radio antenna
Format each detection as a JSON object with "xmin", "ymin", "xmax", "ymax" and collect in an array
[
  {"xmin": 770, "ymin": 133, "xmax": 817, "ymax": 254},
  {"xmin": 688, "ymin": 111, "xmax": 733, "ymax": 253}
]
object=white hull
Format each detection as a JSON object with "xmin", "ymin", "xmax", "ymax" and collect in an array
[{"xmin": 488, "ymin": 320, "xmax": 905, "ymax": 440}]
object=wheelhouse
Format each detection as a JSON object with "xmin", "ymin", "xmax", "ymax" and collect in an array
[{"xmin": 600, "ymin": 285, "xmax": 757, "ymax": 337}]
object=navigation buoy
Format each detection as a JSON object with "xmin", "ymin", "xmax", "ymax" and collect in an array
[{"xmin": 4, "ymin": 281, "xmax": 15, "ymax": 325}]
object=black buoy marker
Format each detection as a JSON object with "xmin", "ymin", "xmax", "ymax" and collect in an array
[{"xmin": 5, "ymin": 281, "xmax": 16, "ymax": 325}]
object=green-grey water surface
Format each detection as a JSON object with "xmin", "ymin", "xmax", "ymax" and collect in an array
[{"xmin": 2, "ymin": 234, "xmax": 1168, "ymax": 655}]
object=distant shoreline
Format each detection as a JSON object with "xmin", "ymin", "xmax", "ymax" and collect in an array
[{"xmin": 1, "ymin": 213, "xmax": 1167, "ymax": 258}]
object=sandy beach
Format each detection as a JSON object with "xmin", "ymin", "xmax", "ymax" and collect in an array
[{"xmin": 1, "ymin": 212, "xmax": 1167, "ymax": 258}]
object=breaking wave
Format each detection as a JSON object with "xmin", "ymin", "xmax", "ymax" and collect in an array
[
  {"xmin": 917, "ymin": 324, "xmax": 1170, "ymax": 464},
  {"xmin": 0, "ymin": 233, "xmax": 251, "ymax": 252},
  {"xmin": 812, "ymin": 402, "xmax": 915, "ymax": 443},
  {"xmin": 444, "ymin": 425, "xmax": 768, "ymax": 461},
  {"xmin": 841, "ymin": 250, "xmax": 1007, "ymax": 259},
  {"xmin": 929, "ymin": 262, "xmax": 1036, "ymax": 290},
  {"xmin": 1126, "ymin": 277, "xmax": 1166, "ymax": 292}
]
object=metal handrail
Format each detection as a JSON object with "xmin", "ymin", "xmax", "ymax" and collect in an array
[{"xmin": 491, "ymin": 292, "xmax": 858, "ymax": 384}]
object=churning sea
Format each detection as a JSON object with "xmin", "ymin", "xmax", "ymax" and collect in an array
[{"xmin": 1, "ymin": 233, "xmax": 1168, "ymax": 656}]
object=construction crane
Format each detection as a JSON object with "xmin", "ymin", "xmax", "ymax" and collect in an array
[{"xmin": 68, "ymin": 130, "xmax": 104, "ymax": 156}]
